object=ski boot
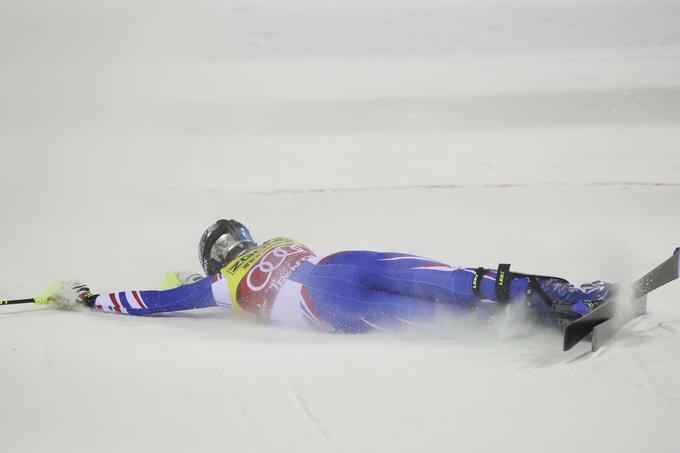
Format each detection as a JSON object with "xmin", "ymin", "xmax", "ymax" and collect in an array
[{"xmin": 533, "ymin": 278, "xmax": 615, "ymax": 328}]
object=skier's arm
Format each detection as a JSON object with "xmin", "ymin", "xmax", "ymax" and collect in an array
[
  {"xmin": 88, "ymin": 276, "xmax": 217, "ymax": 315},
  {"xmin": 48, "ymin": 277, "xmax": 219, "ymax": 315}
]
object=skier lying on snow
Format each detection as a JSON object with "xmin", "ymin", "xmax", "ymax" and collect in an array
[{"xmin": 47, "ymin": 219, "xmax": 613, "ymax": 331}]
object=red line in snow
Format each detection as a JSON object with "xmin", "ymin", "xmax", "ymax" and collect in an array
[{"xmin": 251, "ymin": 181, "xmax": 680, "ymax": 196}]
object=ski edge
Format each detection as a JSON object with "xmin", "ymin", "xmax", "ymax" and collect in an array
[{"xmin": 591, "ymin": 295, "xmax": 647, "ymax": 352}]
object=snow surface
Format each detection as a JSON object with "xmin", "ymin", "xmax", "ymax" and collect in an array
[{"xmin": 1, "ymin": 0, "xmax": 680, "ymax": 452}]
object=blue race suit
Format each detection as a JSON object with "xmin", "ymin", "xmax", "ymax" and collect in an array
[{"xmin": 89, "ymin": 238, "xmax": 609, "ymax": 331}]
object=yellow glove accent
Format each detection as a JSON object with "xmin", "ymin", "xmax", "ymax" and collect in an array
[
  {"xmin": 37, "ymin": 280, "xmax": 73, "ymax": 304},
  {"xmin": 160, "ymin": 272, "xmax": 183, "ymax": 290}
]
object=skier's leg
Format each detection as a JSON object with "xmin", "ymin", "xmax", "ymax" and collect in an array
[
  {"xmin": 298, "ymin": 270, "xmax": 441, "ymax": 332},
  {"xmin": 308, "ymin": 251, "xmax": 613, "ymax": 321},
  {"xmin": 310, "ymin": 251, "xmax": 514, "ymax": 306}
]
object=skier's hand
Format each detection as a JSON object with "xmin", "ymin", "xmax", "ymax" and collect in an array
[
  {"xmin": 160, "ymin": 271, "xmax": 203, "ymax": 290},
  {"xmin": 46, "ymin": 280, "xmax": 93, "ymax": 310}
]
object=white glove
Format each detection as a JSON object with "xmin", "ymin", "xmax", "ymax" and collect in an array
[
  {"xmin": 177, "ymin": 271, "xmax": 203, "ymax": 285},
  {"xmin": 161, "ymin": 271, "xmax": 203, "ymax": 289},
  {"xmin": 46, "ymin": 280, "xmax": 93, "ymax": 310}
]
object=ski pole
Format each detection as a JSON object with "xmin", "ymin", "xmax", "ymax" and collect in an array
[
  {"xmin": 1, "ymin": 296, "xmax": 49, "ymax": 306},
  {"xmin": 1, "ymin": 281, "xmax": 76, "ymax": 307}
]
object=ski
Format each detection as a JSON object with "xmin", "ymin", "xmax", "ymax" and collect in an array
[
  {"xmin": 563, "ymin": 247, "xmax": 680, "ymax": 352},
  {"xmin": 631, "ymin": 247, "xmax": 680, "ymax": 298},
  {"xmin": 590, "ymin": 296, "xmax": 646, "ymax": 351}
]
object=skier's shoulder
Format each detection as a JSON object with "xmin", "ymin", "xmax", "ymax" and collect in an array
[
  {"xmin": 219, "ymin": 237, "xmax": 313, "ymax": 275},
  {"xmin": 249, "ymin": 237, "xmax": 313, "ymax": 259}
]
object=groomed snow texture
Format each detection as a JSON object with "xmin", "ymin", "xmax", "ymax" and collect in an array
[{"xmin": 1, "ymin": 1, "xmax": 679, "ymax": 452}]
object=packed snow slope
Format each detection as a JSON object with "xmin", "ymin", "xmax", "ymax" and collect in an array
[{"xmin": 1, "ymin": 0, "xmax": 680, "ymax": 452}]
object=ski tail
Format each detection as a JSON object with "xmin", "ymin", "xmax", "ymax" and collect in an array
[
  {"xmin": 563, "ymin": 247, "xmax": 680, "ymax": 352},
  {"xmin": 563, "ymin": 301, "xmax": 615, "ymax": 351}
]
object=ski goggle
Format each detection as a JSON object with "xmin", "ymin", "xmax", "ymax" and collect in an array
[
  {"xmin": 199, "ymin": 219, "xmax": 257, "ymax": 275},
  {"xmin": 210, "ymin": 229, "xmax": 254, "ymax": 265}
]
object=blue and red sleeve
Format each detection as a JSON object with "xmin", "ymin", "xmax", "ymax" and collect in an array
[{"xmin": 89, "ymin": 276, "xmax": 216, "ymax": 315}]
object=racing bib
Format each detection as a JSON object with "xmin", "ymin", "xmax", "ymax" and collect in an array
[{"xmin": 218, "ymin": 237, "xmax": 315, "ymax": 319}]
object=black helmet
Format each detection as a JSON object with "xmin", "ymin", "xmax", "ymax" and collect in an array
[{"xmin": 198, "ymin": 219, "xmax": 257, "ymax": 275}]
